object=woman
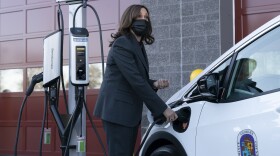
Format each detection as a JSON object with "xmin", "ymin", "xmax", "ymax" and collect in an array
[{"xmin": 94, "ymin": 4, "xmax": 178, "ymax": 156}]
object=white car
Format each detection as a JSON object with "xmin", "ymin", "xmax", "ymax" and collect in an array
[{"xmin": 140, "ymin": 15, "xmax": 280, "ymax": 156}]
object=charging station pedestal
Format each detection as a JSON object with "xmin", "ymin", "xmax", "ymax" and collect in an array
[{"xmin": 67, "ymin": 1, "xmax": 87, "ymax": 156}]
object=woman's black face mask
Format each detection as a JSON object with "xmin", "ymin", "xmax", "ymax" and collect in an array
[{"xmin": 131, "ymin": 19, "xmax": 150, "ymax": 37}]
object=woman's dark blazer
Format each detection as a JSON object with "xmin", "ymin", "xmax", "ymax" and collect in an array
[{"xmin": 94, "ymin": 35, "xmax": 167, "ymax": 127}]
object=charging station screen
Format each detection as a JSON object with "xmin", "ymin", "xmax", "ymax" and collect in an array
[
  {"xmin": 76, "ymin": 46, "xmax": 86, "ymax": 80},
  {"xmin": 76, "ymin": 47, "xmax": 85, "ymax": 55}
]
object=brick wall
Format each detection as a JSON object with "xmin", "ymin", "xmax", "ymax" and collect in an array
[{"xmin": 140, "ymin": 0, "xmax": 222, "ymax": 133}]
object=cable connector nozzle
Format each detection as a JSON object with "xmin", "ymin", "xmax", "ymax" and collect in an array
[{"xmin": 26, "ymin": 72, "xmax": 43, "ymax": 96}]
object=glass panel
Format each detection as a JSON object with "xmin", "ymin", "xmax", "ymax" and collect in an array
[
  {"xmin": 227, "ymin": 26, "xmax": 280, "ymax": 101},
  {"xmin": 212, "ymin": 58, "xmax": 231, "ymax": 83},
  {"xmin": 27, "ymin": 67, "xmax": 43, "ymax": 91},
  {"xmin": 88, "ymin": 63, "xmax": 104, "ymax": 89},
  {"xmin": 61, "ymin": 65, "xmax": 69, "ymax": 90},
  {"xmin": 0, "ymin": 69, "xmax": 23, "ymax": 93}
]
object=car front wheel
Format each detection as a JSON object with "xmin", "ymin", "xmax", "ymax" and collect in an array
[{"xmin": 150, "ymin": 145, "xmax": 180, "ymax": 156}]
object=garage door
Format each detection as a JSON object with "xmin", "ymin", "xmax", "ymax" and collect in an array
[
  {"xmin": 235, "ymin": 0, "xmax": 280, "ymax": 42},
  {"xmin": 0, "ymin": 0, "xmax": 139, "ymax": 155}
]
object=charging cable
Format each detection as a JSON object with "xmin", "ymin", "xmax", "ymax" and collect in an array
[
  {"xmin": 39, "ymin": 88, "xmax": 49, "ymax": 156},
  {"xmin": 14, "ymin": 72, "xmax": 43, "ymax": 156},
  {"xmin": 13, "ymin": 96, "xmax": 28, "ymax": 156},
  {"xmin": 63, "ymin": 87, "xmax": 83, "ymax": 156},
  {"xmin": 57, "ymin": 3, "xmax": 69, "ymax": 114},
  {"xmin": 72, "ymin": 2, "xmax": 105, "ymax": 77},
  {"xmin": 82, "ymin": 95, "xmax": 108, "ymax": 156},
  {"xmin": 62, "ymin": 86, "xmax": 107, "ymax": 156},
  {"xmin": 135, "ymin": 117, "xmax": 164, "ymax": 156},
  {"xmin": 135, "ymin": 108, "xmax": 190, "ymax": 156}
]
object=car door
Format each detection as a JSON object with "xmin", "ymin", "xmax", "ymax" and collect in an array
[{"xmin": 195, "ymin": 25, "xmax": 280, "ymax": 156}]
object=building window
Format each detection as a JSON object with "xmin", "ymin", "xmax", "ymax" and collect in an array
[
  {"xmin": 0, "ymin": 69, "xmax": 23, "ymax": 93},
  {"xmin": 61, "ymin": 63, "xmax": 105, "ymax": 89},
  {"xmin": 88, "ymin": 63, "xmax": 104, "ymax": 89}
]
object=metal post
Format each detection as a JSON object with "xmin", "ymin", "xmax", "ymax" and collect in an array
[{"xmin": 68, "ymin": 2, "xmax": 86, "ymax": 156}]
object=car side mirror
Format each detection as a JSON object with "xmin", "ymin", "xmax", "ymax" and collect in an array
[{"xmin": 197, "ymin": 73, "xmax": 219, "ymax": 100}]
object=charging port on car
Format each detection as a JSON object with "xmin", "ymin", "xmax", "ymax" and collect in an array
[{"xmin": 173, "ymin": 107, "xmax": 191, "ymax": 133}]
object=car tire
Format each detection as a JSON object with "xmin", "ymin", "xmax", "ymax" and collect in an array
[{"xmin": 150, "ymin": 145, "xmax": 180, "ymax": 156}]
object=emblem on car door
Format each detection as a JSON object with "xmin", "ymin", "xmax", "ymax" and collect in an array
[{"xmin": 237, "ymin": 129, "xmax": 259, "ymax": 156}]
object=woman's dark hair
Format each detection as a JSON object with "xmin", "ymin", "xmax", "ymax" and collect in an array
[{"xmin": 109, "ymin": 4, "xmax": 154, "ymax": 46}]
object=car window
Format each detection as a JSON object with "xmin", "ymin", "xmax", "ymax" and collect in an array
[
  {"xmin": 226, "ymin": 26, "xmax": 280, "ymax": 101},
  {"xmin": 212, "ymin": 58, "xmax": 231, "ymax": 83}
]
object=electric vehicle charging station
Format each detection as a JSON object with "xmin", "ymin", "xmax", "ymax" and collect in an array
[
  {"xmin": 43, "ymin": 1, "xmax": 88, "ymax": 155},
  {"xmin": 47, "ymin": 1, "xmax": 106, "ymax": 155},
  {"xmin": 13, "ymin": 0, "xmax": 106, "ymax": 156}
]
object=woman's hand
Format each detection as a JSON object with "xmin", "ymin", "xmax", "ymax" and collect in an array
[
  {"xmin": 153, "ymin": 79, "xmax": 169, "ymax": 89},
  {"xmin": 163, "ymin": 107, "xmax": 178, "ymax": 122}
]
